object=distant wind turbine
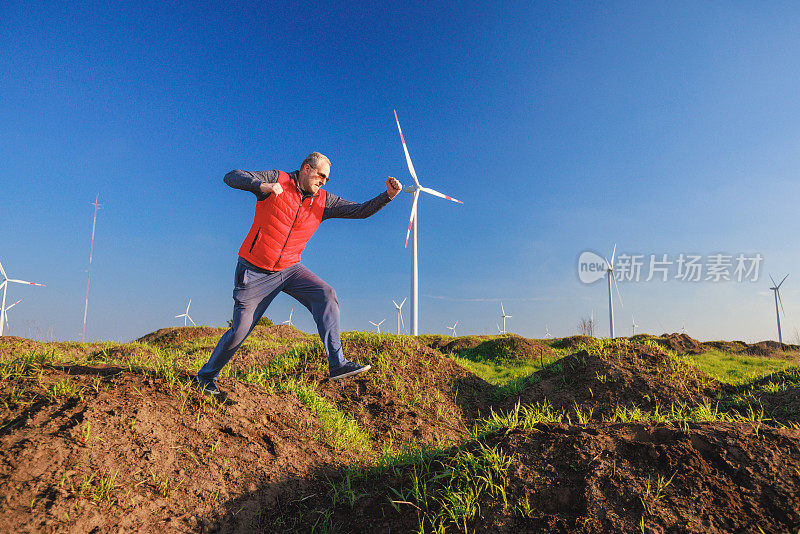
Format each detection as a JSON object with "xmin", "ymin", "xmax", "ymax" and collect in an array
[
  {"xmin": 769, "ymin": 273, "xmax": 789, "ymax": 343},
  {"xmin": 0, "ymin": 258, "xmax": 46, "ymax": 337},
  {"xmin": 393, "ymin": 298, "xmax": 406, "ymax": 335},
  {"xmin": 604, "ymin": 244, "xmax": 623, "ymax": 338},
  {"xmin": 3, "ymin": 299, "xmax": 21, "ymax": 334},
  {"xmin": 369, "ymin": 319, "xmax": 385, "ymax": 334},
  {"xmin": 544, "ymin": 324, "xmax": 552, "ymax": 338},
  {"xmin": 631, "ymin": 314, "xmax": 638, "ymax": 336},
  {"xmin": 282, "ymin": 307, "xmax": 294, "ymax": 326},
  {"xmin": 447, "ymin": 320, "xmax": 458, "ymax": 337},
  {"xmin": 175, "ymin": 299, "xmax": 196, "ymax": 327},
  {"xmin": 82, "ymin": 194, "xmax": 102, "ymax": 342},
  {"xmin": 394, "ymin": 110, "xmax": 463, "ymax": 335},
  {"xmin": 500, "ymin": 302, "xmax": 511, "ymax": 334}
]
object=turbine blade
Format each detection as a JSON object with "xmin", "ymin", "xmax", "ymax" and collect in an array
[
  {"xmin": 8, "ymin": 279, "xmax": 46, "ymax": 287},
  {"xmin": 400, "ymin": 313, "xmax": 405, "ymax": 330},
  {"xmin": 769, "ymin": 274, "xmax": 777, "ymax": 287},
  {"xmin": 404, "ymin": 190, "xmax": 420, "ymax": 248},
  {"xmin": 392, "ymin": 300, "xmax": 399, "ymax": 308},
  {"xmin": 188, "ymin": 316, "xmax": 196, "ymax": 326},
  {"xmin": 778, "ymin": 273, "xmax": 789, "ymax": 288},
  {"xmin": 777, "ymin": 289, "xmax": 786, "ymax": 316},
  {"xmin": 394, "ymin": 110, "xmax": 421, "ymax": 188},
  {"xmin": 501, "ymin": 302, "xmax": 505, "ymax": 315},
  {"xmin": 420, "ymin": 186, "xmax": 463, "ymax": 204},
  {"xmin": 0, "ymin": 260, "xmax": 6, "ymax": 280},
  {"xmin": 400, "ymin": 297, "xmax": 406, "ymax": 307},
  {"xmin": 610, "ymin": 243, "xmax": 617, "ymax": 266},
  {"xmin": 6, "ymin": 299, "xmax": 22, "ymax": 311}
]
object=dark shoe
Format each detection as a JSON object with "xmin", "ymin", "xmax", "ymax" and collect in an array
[
  {"xmin": 195, "ymin": 376, "xmax": 220, "ymax": 396},
  {"xmin": 330, "ymin": 362, "xmax": 371, "ymax": 380}
]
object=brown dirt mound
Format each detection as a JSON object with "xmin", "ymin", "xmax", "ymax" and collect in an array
[
  {"xmin": 441, "ymin": 335, "xmax": 492, "ymax": 353},
  {"xmin": 654, "ymin": 333, "xmax": 704, "ymax": 354},
  {"xmin": 264, "ymin": 422, "xmax": 800, "ymax": 533},
  {"xmin": 743, "ymin": 340, "xmax": 800, "ymax": 357},
  {"xmin": 512, "ymin": 342, "xmax": 724, "ymax": 417},
  {"xmin": 550, "ymin": 335, "xmax": 595, "ymax": 350},
  {"xmin": 0, "ymin": 366, "xmax": 349, "ymax": 533},
  {"xmin": 461, "ymin": 335, "xmax": 556, "ymax": 362},
  {"xmin": 136, "ymin": 326, "xmax": 225, "ymax": 348},
  {"xmin": 289, "ymin": 337, "xmax": 483, "ymax": 447},
  {"xmin": 700, "ymin": 340, "xmax": 749, "ymax": 353},
  {"xmin": 250, "ymin": 324, "xmax": 310, "ymax": 340}
]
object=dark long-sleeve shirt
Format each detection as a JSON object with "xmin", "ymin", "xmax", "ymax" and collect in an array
[{"xmin": 223, "ymin": 169, "xmax": 392, "ymax": 220}]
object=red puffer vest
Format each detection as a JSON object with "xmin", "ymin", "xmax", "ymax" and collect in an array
[{"xmin": 237, "ymin": 171, "xmax": 327, "ymax": 271}]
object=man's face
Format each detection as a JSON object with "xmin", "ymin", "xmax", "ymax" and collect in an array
[{"xmin": 299, "ymin": 162, "xmax": 330, "ymax": 195}]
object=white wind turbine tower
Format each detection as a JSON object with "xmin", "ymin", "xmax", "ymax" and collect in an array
[
  {"xmin": 394, "ymin": 110, "xmax": 463, "ymax": 336},
  {"xmin": 631, "ymin": 314, "xmax": 638, "ymax": 336},
  {"xmin": 175, "ymin": 299, "xmax": 196, "ymax": 327},
  {"xmin": 82, "ymin": 194, "xmax": 102, "ymax": 342},
  {"xmin": 392, "ymin": 298, "xmax": 406, "ymax": 335},
  {"xmin": 0, "ymin": 259, "xmax": 46, "ymax": 337},
  {"xmin": 447, "ymin": 320, "xmax": 458, "ymax": 337},
  {"xmin": 283, "ymin": 307, "xmax": 294, "ymax": 326},
  {"xmin": 369, "ymin": 319, "xmax": 385, "ymax": 334},
  {"xmin": 3, "ymin": 299, "xmax": 21, "ymax": 335},
  {"xmin": 604, "ymin": 245, "xmax": 623, "ymax": 338},
  {"xmin": 544, "ymin": 324, "xmax": 552, "ymax": 338},
  {"xmin": 500, "ymin": 302, "xmax": 511, "ymax": 334},
  {"xmin": 769, "ymin": 274, "xmax": 789, "ymax": 343}
]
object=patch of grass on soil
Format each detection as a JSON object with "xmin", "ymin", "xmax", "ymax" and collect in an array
[{"xmin": 687, "ymin": 349, "xmax": 795, "ymax": 385}]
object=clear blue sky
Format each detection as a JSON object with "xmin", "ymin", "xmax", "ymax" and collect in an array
[{"xmin": 2, "ymin": 1, "xmax": 800, "ymax": 343}]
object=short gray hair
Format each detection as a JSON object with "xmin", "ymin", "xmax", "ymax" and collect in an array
[{"xmin": 301, "ymin": 152, "xmax": 331, "ymax": 171}]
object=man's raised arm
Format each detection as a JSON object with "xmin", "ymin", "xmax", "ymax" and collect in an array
[
  {"xmin": 322, "ymin": 177, "xmax": 402, "ymax": 220},
  {"xmin": 224, "ymin": 170, "xmax": 281, "ymax": 201}
]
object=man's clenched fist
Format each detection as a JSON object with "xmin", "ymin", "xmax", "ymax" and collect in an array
[
  {"xmin": 260, "ymin": 182, "xmax": 283, "ymax": 195},
  {"xmin": 386, "ymin": 177, "xmax": 402, "ymax": 199}
]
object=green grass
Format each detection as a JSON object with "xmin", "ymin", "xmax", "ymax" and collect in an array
[
  {"xmin": 687, "ymin": 350, "xmax": 795, "ymax": 385},
  {"xmin": 281, "ymin": 379, "xmax": 372, "ymax": 454}
]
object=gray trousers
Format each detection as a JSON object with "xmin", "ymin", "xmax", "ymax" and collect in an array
[{"xmin": 197, "ymin": 259, "xmax": 348, "ymax": 382}]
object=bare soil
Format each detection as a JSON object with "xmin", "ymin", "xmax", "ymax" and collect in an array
[{"xmin": 276, "ymin": 422, "xmax": 800, "ymax": 533}]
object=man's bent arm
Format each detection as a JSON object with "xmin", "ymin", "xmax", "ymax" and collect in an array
[
  {"xmin": 322, "ymin": 191, "xmax": 392, "ymax": 220},
  {"xmin": 224, "ymin": 170, "xmax": 279, "ymax": 201}
]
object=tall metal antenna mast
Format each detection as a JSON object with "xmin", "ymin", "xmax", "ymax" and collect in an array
[{"xmin": 82, "ymin": 194, "xmax": 102, "ymax": 342}]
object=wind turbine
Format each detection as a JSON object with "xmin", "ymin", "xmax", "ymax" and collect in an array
[
  {"xmin": 175, "ymin": 299, "xmax": 196, "ymax": 327},
  {"xmin": 369, "ymin": 319, "xmax": 385, "ymax": 334},
  {"xmin": 769, "ymin": 274, "xmax": 789, "ymax": 343},
  {"xmin": 544, "ymin": 324, "xmax": 552, "ymax": 338},
  {"xmin": 392, "ymin": 298, "xmax": 406, "ymax": 334},
  {"xmin": 282, "ymin": 307, "xmax": 294, "ymax": 326},
  {"xmin": 0, "ymin": 259, "xmax": 46, "ymax": 337},
  {"xmin": 500, "ymin": 302, "xmax": 511, "ymax": 334},
  {"xmin": 447, "ymin": 320, "xmax": 458, "ymax": 337},
  {"xmin": 604, "ymin": 245, "xmax": 623, "ymax": 338},
  {"xmin": 631, "ymin": 314, "xmax": 638, "ymax": 336},
  {"xmin": 394, "ymin": 110, "xmax": 463, "ymax": 336},
  {"xmin": 82, "ymin": 194, "xmax": 102, "ymax": 342},
  {"xmin": 3, "ymin": 299, "xmax": 21, "ymax": 335}
]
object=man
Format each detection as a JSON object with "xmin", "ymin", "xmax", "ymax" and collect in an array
[{"xmin": 196, "ymin": 152, "xmax": 402, "ymax": 395}]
